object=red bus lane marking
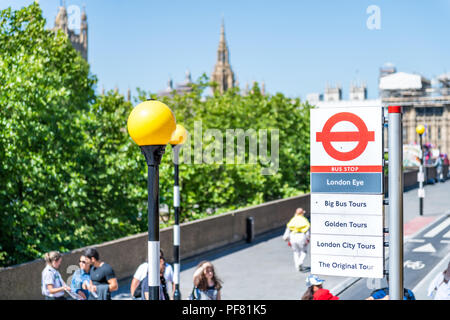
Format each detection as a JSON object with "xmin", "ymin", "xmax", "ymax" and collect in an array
[
  {"xmin": 316, "ymin": 112, "xmax": 375, "ymax": 161},
  {"xmin": 404, "ymin": 216, "xmax": 437, "ymax": 237}
]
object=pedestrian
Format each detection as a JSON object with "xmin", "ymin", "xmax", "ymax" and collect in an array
[
  {"xmin": 41, "ymin": 251, "xmax": 71, "ymax": 300},
  {"xmin": 366, "ymin": 275, "xmax": 415, "ymax": 300},
  {"xmin": 141, "ymin": 255, "xmax": 170, "ymax": 300},
  {"xmin": 427, "ymin": 261, "xmax": 450, "ymax": 300},
  {"xmin": 190, "ymin": 261, "xmax": 223, "ymax": 300},
  {"xmin": 84, "ymin": 248, "xmax": 118, "ymax": 300},
  {"xmin": 301, "ymin": 274, "xmax": 339, "ymax": 300},
  {"xmin": 130, "ymin": 249, "xmax": 174, "ymax": 299},
  {"xmin": 70, "ymin": 254, "xmax": 92, "ymax": 300},
  {"xmin": 283, "ymin": 207, "xmax": 311, "ymax": 272}
]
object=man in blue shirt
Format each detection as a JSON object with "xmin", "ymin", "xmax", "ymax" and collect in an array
[{"xmin": 70, "ymin": 255, "xmax": 91, "ymax": 300}]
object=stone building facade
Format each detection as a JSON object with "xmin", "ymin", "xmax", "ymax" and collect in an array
[
  {"xmin": 53, "ymin": 3, "xmax": 88, "ymax": 61},
  {"xmin": 211, "ymin": 21, "xmax": 235, "ymax": 94}
]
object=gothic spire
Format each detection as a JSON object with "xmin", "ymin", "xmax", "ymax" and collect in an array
[{"xmin": 211, "ymin": 19, "xmax": 235, "ymax": 94}]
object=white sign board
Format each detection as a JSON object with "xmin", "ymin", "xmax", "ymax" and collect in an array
[
  {"xmin": 311, "ymin": 255, "xmax": 384, "ymax": 278},
  {"xmin": 311, "ymin": 194, "xmax": 383, "ymax": 215},
  {"xmin": 310, "ymin": 107, "xmax": 385, "ymax": 279}
]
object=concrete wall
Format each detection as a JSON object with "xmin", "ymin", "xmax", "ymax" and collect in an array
[{"xmin": 0, "ymin": 168, "xmax": 436, "ymax": 300}]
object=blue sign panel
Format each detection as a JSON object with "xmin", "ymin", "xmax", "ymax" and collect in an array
[{"xmin": 311, "ymin": 173, "xmax": 383, "ymax": 194}]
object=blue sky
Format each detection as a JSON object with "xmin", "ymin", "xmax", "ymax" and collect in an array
[{"xmin": 2, "ymin": 0, "xmax": 450, "ymax": 100}]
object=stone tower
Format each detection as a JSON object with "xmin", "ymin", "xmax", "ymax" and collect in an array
[
  {"xmin": 53, "ymin": 2, "xmax": 88, "ymax": 61},
  {"xmin": 211, "ymin": 20, "xmax": 235, "ymax": 94}
]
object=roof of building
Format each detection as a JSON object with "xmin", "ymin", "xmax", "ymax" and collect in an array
[
  {"xmin": 379, "ymin": 72, "xmax": 430, "ymax": 90},
  {"xmin": 313, "ymin": 99, "xmax": 382, "ymax": 108}
]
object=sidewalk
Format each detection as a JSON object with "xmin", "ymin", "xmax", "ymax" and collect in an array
[{"xmin": 113, "ymin": 179, "xmax": 450, "ymax": 300}]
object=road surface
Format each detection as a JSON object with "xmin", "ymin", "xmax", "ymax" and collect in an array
[{"xmin": 113, "ymin": 178, "xmax": 450, "ymax": 300}]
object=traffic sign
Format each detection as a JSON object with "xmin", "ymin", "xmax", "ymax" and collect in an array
[
  {"xmin": 310, "ymin": 106, "xmax": 385, "ymax": 279},
  {"xmin": 315, "ymin": 112, "xmax": 375, "ymax": 161},
  {"xmin": 310, "ymin": 107, "xmax": 383, "ymax": 168}
]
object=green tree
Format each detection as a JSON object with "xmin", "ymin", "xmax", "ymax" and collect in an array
[
  {"xmin": 0, "ymin": 3, "xmax": 96, "ymax": 265},
  {"xmin": 0, "ymin": 3, "xmax": 311, "ymax": 267},
  {"xmin": 139, "ymin": 78, "xmax": 311, "ymax": 225}
]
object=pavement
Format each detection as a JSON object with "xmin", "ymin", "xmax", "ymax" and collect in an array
[{"xmin": 112, "ymin": 178, "xmax": 450, "ymax": 300}]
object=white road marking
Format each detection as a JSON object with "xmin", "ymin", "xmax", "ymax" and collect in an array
[
  {"xmin": 412, "ymin": 243, "xmax": 436, "ymax": 253},
  {"xmin": 423, "ymin": 218, "xmax": 450, "ymax": 238}
]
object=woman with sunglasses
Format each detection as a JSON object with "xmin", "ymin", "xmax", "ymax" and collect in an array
[{"xmin": 70, "ymin": 255, "xmax": 92, "ymax": 300}]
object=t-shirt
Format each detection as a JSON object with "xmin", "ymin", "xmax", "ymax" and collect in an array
[
  {"xmin": 90, "ymin": 263, "xmax": 115, "ymax": 286},
  {"xmin": 41, "ymin": 265, "xmax": 65, "ymax": 298},
  {"xmin": 70, "ymin": 268, "xmax": 91, "ymax": 299},
  {"xmin": 427, "ymin": 273, "xmax": 450, "ymax": 300},
  {"xmin": 287, "ymin": 215, "xmax": 310, "ymax": 233},
  {"xmin": 191, "ymin": 285, "xmax": 220, "ymax": 300},
  {"xmin": 141, "ymin": 275, "xmax": 169, "ymax": 300},
  {"xmin": 134, "ymin": 262, "xmax": 174, "ymax": 285}
]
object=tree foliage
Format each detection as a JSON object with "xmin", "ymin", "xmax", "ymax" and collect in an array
[
  {"xmin": 140, "ymin": 78, "xmax": 311, "ymax": 225},
  {"xmin": 0, "ymin": 3, "xmax": 310, "ymax": 267}
]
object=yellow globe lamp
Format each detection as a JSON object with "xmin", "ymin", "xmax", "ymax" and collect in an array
[
  {"xmin": 127, "ymin": 100, "xmax": 176, "ymax": 146},
  {"xmin": 416, "ymin": 124, "xmax": 425, "ymax": 136},
  {"xmin": 126, "ymin": 99, "xmax": 176, "ymax": 300},
  {"xmin": 169, "ymin": 124, "xmax": 188, "ymax": 146}
]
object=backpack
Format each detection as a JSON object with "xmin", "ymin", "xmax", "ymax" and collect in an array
[
  {"xmin": 371, "ymin": 287, "xmax": 416, "ymax": 300},
  {"xmin": 189, "ymin": 287, "xmax": 201, "ymax": 300}
]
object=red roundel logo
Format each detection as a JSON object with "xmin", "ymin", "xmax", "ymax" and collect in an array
[{"xmin": 316, "ymin": 112, "xmax": 375, "ymax": 161}]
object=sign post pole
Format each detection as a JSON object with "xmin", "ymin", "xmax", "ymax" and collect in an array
[{"xmin": 388, "ymin": 105, "xmax": 404, "ymax": 300}]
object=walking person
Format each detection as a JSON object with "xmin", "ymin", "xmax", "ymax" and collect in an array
[
  {"xmin": 130, "ymin": 249, "xmax": 174, "ymax": 299},
  {"xmin": 283, "ymin": 207, "xmax": 311, "ymax": 272},
  {"xmin": 301, "ymin": 274, "xmax": 339, "ymax": 300},
  {"xmin": 41, "ymin": 251, "xmax": 71, "ymax": 300},
  {"xmin": 366, "ymin": 275, "xmax": 415, "ymax": 300},
  {"xmin": 84, "ymin": 248, "xmax": 118, "ymax": 300},
  {"xmin": 141, "ymin": 255, "xmax": 171, "ymax": 300},
  {"xmin": 190, "ymin": 261, "xmax": 223, "ymax": 300},
  {"xmin": 427, "ymin": 262, "xmax": 450, "ymax": 300},
  {"xmin": 70, "ymin": 254, "xmax": 92, "ymax": 300}
]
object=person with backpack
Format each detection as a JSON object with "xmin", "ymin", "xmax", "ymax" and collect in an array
[
  {"xmin": 141, "ymin": 255, "xmax": 170, "ymax": 300},
  {"xmin": 130, "ymin": 249, "xmax": 174, "ymax": 299},
  {"xmin": 427, "ymin": 261, "xmax": 450, "ymax": 300},
  {"xmin": 366, "ymin": 274, "xmax": 416, "ymax": 300},
  {"xmin": 189, "ymin": 261, "xmax": 223, "ymax": 300},
  {"xmin": 283, "ymin": 208, "xmax": 311, "ymax": 272},
  {"xmin": 367, "ymin": 287, "xmax": 416, "ymax": 300}
]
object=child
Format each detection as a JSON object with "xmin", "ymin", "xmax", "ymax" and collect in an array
[{"xmin": 191, "ymin": 261, "xmax": 223, "ymax": 300}]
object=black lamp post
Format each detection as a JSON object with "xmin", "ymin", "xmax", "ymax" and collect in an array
[
  {"xmin": 127, "ymin": 100, "xmax": 176, "ymax": 300},
  {"xmin": 169, "ymin": 124, "xmax": 188, "ymax": 300}
]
